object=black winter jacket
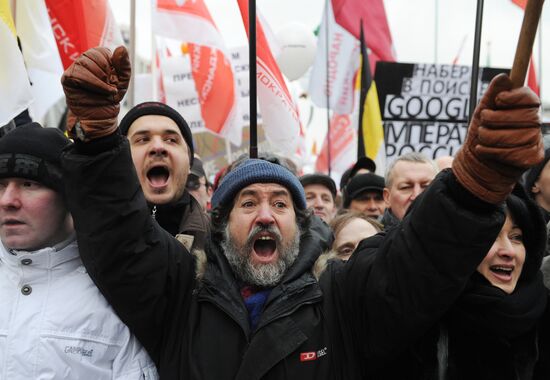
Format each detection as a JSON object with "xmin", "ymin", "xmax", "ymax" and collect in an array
[
  {"xmin": 61, "ymin": 136, "xmax": 514, "ymax": 379},
  {"xmin": 348, "ymin": 186, "xmax": 550, "ymax": 380}
]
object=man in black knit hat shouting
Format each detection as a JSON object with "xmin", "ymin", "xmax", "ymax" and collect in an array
[{"xmin": 116, "ymin": 102, "xmax": 209, "ymax": 252}]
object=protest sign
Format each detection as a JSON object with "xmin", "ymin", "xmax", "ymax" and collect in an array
[{"xmin": 375, "ymin": 62, "xmax": 507, "ymax": 162}]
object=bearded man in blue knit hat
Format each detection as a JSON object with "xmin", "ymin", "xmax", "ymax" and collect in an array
[{"xmin": 60, "ymin": 46, "xmax": 547, "ymax": 379}]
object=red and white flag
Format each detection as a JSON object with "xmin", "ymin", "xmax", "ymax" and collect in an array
[
  {"xmin": 315, "ymin": 113, "xmax": 357, "ymax": 175},
  {"xmin": 309, "ymin": 0, "xmax": 359, "ymax": 114},
  {"xmin": 44, "ymin": 0, "xmax": 122, "ymax": 70},
  {"xmin": 309, "ymin": 0, "xmax": 395, "ymax": 114},
  {"xmin": 153, "ymin": 0, "xmax": 241, "ymax": 145},
  {"xmin": 237, "ymin": 0, "xmax": 304, "ymax": 156}
]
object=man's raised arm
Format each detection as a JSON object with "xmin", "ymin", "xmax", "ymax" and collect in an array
[{"xmin": 60, "ymin": 46, "xmax": 196, "ymax": 364}]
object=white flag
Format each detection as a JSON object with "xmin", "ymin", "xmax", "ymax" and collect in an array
[
  {"xmin": 16, "ymin": 0, "xmax": 64, "ymax": 123},
  {"xmin": 309, "ymin": 0, "xmax": 359, "ymax": 114},
  {"xmin": 0, "ymin": 0, "xmax": 33, "ymax": 126}
]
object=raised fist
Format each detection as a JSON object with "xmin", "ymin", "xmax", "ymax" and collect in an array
[
  {"xmin": 61, "ymin": 46, "xmax": 131, "ymax": 141},
  {"xmin": 452, "ymin": 73, "xmax": 543, "ymax": 204}
]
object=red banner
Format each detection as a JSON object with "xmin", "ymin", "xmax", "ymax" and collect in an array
[
  {"xmin": 153, "ymin": 0, "xmax": 240, "ymax": 144},
  {"xmin": 45, "ymin": 0, "xmax": 120, "ymax": 69},
  {"xmin": 331, "ymin": 0, "xmax": 395, "ymax": 67},
  {"xmin": 189, "ymin": 44, "xmax": 236, "ymax": 135}
]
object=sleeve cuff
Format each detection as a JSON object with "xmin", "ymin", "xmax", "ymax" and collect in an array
[{"xmin": 73, "ymin": 129, "xmax": 123, "ymax": 155}]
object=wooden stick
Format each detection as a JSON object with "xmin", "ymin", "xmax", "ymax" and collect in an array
[{"xmin": 510, "ymin": 0, "xmax": 545, "ymax": 88}]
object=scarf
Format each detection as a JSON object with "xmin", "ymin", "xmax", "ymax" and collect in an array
[
  {"xmin": 241, "ymin": 285, "xmax": 272, "ymax": 331},
  {"xmin": 448, "ymin": 272, "xmax": 547, "ymax": 339}
]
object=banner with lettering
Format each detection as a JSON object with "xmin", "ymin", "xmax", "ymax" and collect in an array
[
  {"xmin": 160, "ymin": 46, "xmax": 250, "ymax": 133},
  {"xmin": 374, "ymin": 62, "xmax": 508, "ymax": 162},
  {"xmin": 44, "ymin": 0, "xmax": 122, "ymax": 69}
]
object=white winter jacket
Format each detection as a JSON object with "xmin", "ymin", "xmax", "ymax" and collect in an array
[{"xmin": 0, "ymin": 236, "xmax": 158, "ymax": 380}]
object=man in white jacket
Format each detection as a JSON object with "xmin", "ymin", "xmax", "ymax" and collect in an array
[{"xmin": 0, "ymin": 123, "xmax": 158, "ymax": 380}]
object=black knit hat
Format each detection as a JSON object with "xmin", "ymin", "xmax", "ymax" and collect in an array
[
  {"xmin": 119, "ymin": 102, "xmax": 194, "ymax": 160},
  {"xmin": 343, "ymin": 173, "xmax": 385, "ymax": 208},
  {"xmin": 0, "ymin": 122, "xmax": 69, "ymax": 194},
  {"xmin": 300, "ymin": 173, "xmax": 337, "ymax": 200}
]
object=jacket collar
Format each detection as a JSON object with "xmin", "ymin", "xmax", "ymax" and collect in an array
[
  {"xmin": 0, "ymin": 233, "xmax": 79, "ymax": 271},
  {"xmin": 381, "ymin": 208, "xmax": 400, "ymax": 230}
]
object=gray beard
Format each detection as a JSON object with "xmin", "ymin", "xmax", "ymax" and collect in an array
[{"xmin": 221, "ymin": 224, "xmax": 301, "ymax": 287}]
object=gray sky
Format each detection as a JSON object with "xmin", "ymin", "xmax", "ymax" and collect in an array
[{"xmin": 110, "ymin": 0, "xmax": 550, "ymax": 103}]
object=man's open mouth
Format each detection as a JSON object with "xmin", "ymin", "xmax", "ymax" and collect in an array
[
  {"xmin": 253, "ymin": 235, "xmax": 277, "ymax": 258},
  {"xmin": 147, "ymin": 166, "xmax": 170, "ymax": 187}
]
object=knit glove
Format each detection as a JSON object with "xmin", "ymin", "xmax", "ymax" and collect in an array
[
  {"xmin": 61, "ymin": 46, "xmax": 131, "ymax": 141},
  {"xmin": 452, "ymin": 73, "xmax": 543, "ymax": 204}
]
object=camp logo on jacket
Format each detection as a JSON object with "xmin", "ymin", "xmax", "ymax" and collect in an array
[{"xmin": 300, "ymin": 347, "xmax": 327, "ymax": 362}]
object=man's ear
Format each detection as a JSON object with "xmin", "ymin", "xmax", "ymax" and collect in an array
[
  {"xmin": 532, "ymin": 181, "xmax": 541, "ymax": 195},
  {"xmin": 383, "ymin": 187, "xmax": 391, "ymax": 207}
]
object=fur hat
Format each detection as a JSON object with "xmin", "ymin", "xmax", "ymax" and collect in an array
[
  {"xmin": 211, "ymin": 159, "xmax": 306, "ymax": 210},
  {"xmin": 0, "ymin": 123, "xmax": 69, "ymax": 194}
]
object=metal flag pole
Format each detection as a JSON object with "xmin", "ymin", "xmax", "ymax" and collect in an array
[
  {"xmin": 538, "ymin": 18, "xmax": 543, "ymax": 101},
  {"xmin": 324, "ymin": 0, "xmax": 332, "ymax": 175},
  {"xmin": 248, "ymin": 0, "xmax": 258, "ymax": 159},
  {"xmin": 468, "ymin": 0, "xmax": 484, "ymax": 122},
  {"xmin": 128, "ymin": 0, "xmax": 136, "ymax": 108}
]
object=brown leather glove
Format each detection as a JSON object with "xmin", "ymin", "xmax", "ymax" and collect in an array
[
  {"xmin": 61, "ymin": 46, "xmax": 131, "ymax": 141},
  {"xmin": 453, "ymin": 73, "xmax": 543, "ymax": 204}
]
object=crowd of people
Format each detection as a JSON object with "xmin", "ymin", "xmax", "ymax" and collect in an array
[{"xmin": 1, "ymin": 45, "xmax": 550, "ymax": 379}]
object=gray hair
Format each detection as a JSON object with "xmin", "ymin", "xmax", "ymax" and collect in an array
[{"xmin": 385, "ymin": 152, "xmax": 439, "ymax": 189}]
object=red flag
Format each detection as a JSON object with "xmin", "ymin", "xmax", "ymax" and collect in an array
[
  {"xmin": 528, "ymin": 59, "xmax": 540, "ymax": 95},
  {"xmin": 153, "ymin": 0, "xmax": 241, "ymax": 145},
  {"xmin": 510, "ymin": 0, "xmax": 540, "ymax": 95},
  {"xmin": 237, "ymin": 0, "xmax": 304, "ymax": 156},
  {"xmin": 511, "ymin": 0, "xmax": 527, "ymax": 7},
  {"xmin": 45, "ymin": 0, "xmax": 122, "ymax": 69},
  {"xmin": 331, "ymin": 0, "xmax": 395, "ymax": 71}
]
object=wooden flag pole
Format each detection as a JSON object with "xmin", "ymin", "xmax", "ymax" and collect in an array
[
  {"xmin": 248, "ymin": 0, "xmax": 258, "ymax": 159},
  {"xmin": 510, "ymin": 0, "xmax": 545, "ymax": 89}
]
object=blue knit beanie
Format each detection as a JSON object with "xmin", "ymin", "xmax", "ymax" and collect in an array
[{"xmin": 211, "ymin": 159, "xmax": 306, "ymax": 210}]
